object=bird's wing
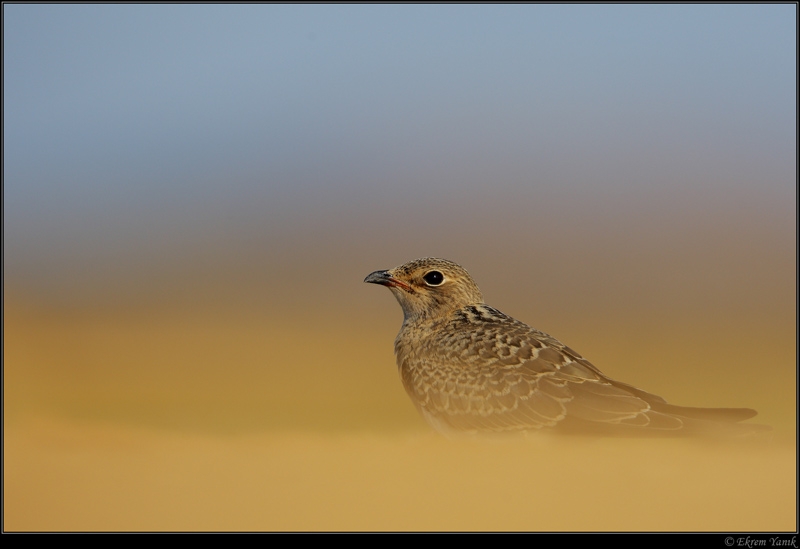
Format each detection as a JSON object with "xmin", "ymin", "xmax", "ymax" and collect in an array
[{"xmin": 400, "ymin": 306, "xmax": 684, "ymax": 434}]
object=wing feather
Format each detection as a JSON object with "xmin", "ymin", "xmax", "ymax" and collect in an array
[{"xmin": 398, "ymin": 304, "xmax": 764, "ymax": 435}]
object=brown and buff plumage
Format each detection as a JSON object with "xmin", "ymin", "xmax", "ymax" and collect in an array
[{"xmin": 365, "ymin": 257, "xmax": 768, "ymax": 436}]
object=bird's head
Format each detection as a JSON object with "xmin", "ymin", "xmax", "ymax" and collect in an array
[{"xmin": 364, "ymin": 258, "xmax": 483, "ymax": 322}]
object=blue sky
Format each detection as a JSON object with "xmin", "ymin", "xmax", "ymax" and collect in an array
[{"xmin": 3, "ymin": 4, "xmax": 796, "ymax": 301}]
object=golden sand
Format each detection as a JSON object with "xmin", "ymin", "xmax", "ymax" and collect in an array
[{"xmin": 4, "ymin": 302, "xmax": 795, "ymax": 531}]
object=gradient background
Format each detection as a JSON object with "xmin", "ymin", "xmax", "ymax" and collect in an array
[{"xmin": 4, "ymin": 4, "xmax": 796, "ymax": 531}]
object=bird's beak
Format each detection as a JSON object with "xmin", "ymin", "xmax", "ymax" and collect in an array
[{"xmin": 364, "ymin": 269, "xmax": 412, "ymax": 292}]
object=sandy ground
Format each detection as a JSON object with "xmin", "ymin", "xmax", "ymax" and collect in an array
[
  {"xmin": 4, "ymin": 302, "xmax": 796, "ymax": 531},
  {"xmin": 5, "ymin": 418, "xmax": 795, "ymax": 532}
]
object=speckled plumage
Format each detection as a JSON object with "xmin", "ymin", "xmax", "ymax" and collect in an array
[{"xmin": 365, "ymin": 258, "xmax": 766, "ymax": 436}]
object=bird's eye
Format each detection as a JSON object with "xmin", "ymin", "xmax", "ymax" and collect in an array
[{"xmin": 422, "ymin": 271, "xmax": 444, "ymax": 286}]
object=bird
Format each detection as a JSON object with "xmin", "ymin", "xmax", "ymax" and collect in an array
[{"xmin": 364, "ymin": 257, "xmax": 768, "ymax": 437}]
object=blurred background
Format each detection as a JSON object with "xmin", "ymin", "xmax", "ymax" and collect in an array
[{"xmin": 4, "ymin": 4, "xmax": 796, "ymax": 531}]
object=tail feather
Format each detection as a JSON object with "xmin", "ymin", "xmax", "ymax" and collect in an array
[
  {"xmin": 607, "ymin": 379, "xmax": 761, "ymax": 423},
  {"xmin": 650, "ymin": 403, "xmax": 758, "ymax": 423},
  {"xmin": 597, "ymin": 378, "xmax": 771, "ymax": 436}
]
